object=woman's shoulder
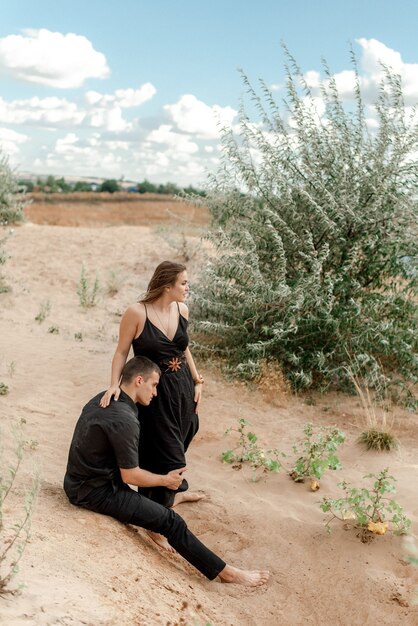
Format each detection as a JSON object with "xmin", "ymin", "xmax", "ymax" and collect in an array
[
  {"xmin": 121, "ymin": 302, "xmax": 147, "ymax": 326},
  {"xmin": 178, "ymin": 301, "xmax": 189, "ymax": 319}
]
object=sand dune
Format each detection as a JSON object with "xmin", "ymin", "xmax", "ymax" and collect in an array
[{"xmin": 0, "ymin": 219, "xmax": 417, "ymax": 625}]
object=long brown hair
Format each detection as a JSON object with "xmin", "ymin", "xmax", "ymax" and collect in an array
[{"xmin": 140, "ymin": 261, "xmax": 186, "ymax": 303}]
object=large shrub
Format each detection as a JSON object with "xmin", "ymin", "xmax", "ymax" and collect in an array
[
  {"xmin": 193, "ymin": 49, "xmax": 418, "ymax": 404},
  {"xmin": 0, "ymin": 153, "xmax": 25, "ymax": 225}
]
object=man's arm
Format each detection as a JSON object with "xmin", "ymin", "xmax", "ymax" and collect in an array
[{"xmin": 120, "ymin": 466, "xmax": 187, "ymax": 490}]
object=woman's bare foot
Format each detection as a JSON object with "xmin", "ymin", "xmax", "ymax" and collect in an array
[
  {"xmin": 146, "ymin": 531, "xmax": 175, "ymax": 553},
  {"xmin": 218, "ymin": 565, "xmax": 270, "ymax": 587},
  {"xmin": 172, "ymin": 491, "xmax": 206, "ymax": 507}
]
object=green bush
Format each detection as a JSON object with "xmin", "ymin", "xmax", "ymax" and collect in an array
[
  {"xmin": 193, "ymin": 46, "xmax": 418, "ymax": 404},
  {"xmin": 0, "ymin": 153, "xmax": 26, "ymax": 226}
]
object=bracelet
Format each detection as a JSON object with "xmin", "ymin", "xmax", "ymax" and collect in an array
[{"xmin": 193, "ymin": 375, "xmax": 204, "ymax": 385}]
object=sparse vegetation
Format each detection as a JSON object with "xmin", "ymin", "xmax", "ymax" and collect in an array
[
  {"xmin": 221, "ymin": 418, "xmax": 285, "ymax": 479},
  {"xmin": 347, "ymin": 364, "xmax": 399, "ymax": 451},
  {"xmin": 77, "ymin": 265, "xmax": 100, "ymax": 308},
  {"xmin": 105, "ymin": 267, "xmax": 122, "ymax": 297},
  {"xmin": 0, "ymin": 383, "xmax": 9, "ymax": 396},
  {"xmin": 47, "ymin": 325, "xmax": 59, "ymax": 335},
  {"xmin": 289, "ymin": 423, "xmax": 345, "ymax": 488},
  {"xmin": 154, "ymin": 210, "xmax": 202, "ymax": 263},
  {"xmin": 320, "ymin": 468, "xmax": 411, "ymax": 542},
  {"xmin": 35, "ymin": 300, "xmax": 51, "ymax": 323},
  {"xmin": 0, "ymin": 419, "xmax": 40, "ymax": 593}
]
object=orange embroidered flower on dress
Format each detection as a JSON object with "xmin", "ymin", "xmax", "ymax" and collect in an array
[{"xmin": 167, "ymin": 357, "xmax": 182, "ymax": 372}]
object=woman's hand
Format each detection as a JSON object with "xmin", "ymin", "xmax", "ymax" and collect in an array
[
  {"xmin": 194, "ymin": 383, "xmax": 203, "ymax": 412},
  {"xmin": 100, "ymin": 385, "xmax": 121, "ymax": 408}
]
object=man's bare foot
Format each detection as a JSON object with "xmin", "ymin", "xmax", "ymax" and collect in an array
[
  {"xmin": 218, "ymin": 565, "xmax": 270, "ymax": 587},
  {"xmin": 172, "ymin": 491, "xmax": 206, "ymax": 507},
  {"xmin": 146, "ymin": 531, "xmax": 175, "ymax": 553}
]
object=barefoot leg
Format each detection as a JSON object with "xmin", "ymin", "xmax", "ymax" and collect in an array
[
  {"xmin": 146, "ymin": 530, "xmax": 175, "ymax": 553},
  {"xmin": 218, "ymin": 565, "xmax": 270, "ymax": 587},
  {"xmin": 172, "ymin": 491, "xmax": 206, "ymax": 507}
]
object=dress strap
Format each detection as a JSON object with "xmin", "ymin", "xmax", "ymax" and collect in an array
[
  {"xmin": 176, "ymin": 301, "xmax": 180, "ymax": 314},
  {"xmin": 143, "ymin": 303, "xmax": 148, "ymax": 318}
]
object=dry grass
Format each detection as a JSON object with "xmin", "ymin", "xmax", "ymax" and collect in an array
[
  {"xmin": 347, "ymin": 367, "xmax": 399, "ymax": 451},
  {"xmin": 24, "ymin": 192, "xmax": 209, "ymax": 227},
  {"xmin": 255, "ymin": 359, "xmax": 291, "ymax": 406}
]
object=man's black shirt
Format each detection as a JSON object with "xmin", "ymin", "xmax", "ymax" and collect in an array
[{"xmin": 64, "ymin": 390, "xmax": 139, "ymax": 503}]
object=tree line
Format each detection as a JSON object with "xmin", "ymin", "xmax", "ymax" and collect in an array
[{"xmin": 17, "ymin": 175, "xmax": 206, "ymax": 196}]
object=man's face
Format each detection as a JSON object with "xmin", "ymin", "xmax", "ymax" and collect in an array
[{"xmin": 136, "ymin": 371, "xmax": 159, "ymax": 406}]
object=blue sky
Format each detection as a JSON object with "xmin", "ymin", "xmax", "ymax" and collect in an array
[{"xmin": 1, "ymin": 0, "xmax": 418, "ymax": 186}]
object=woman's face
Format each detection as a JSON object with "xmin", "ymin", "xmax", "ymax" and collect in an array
[{"xmin": 169, "ymin": 270, "xmax": 189, "ymax": 301}]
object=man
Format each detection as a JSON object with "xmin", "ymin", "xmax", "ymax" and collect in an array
[{"xmin": 64, "ymin": 356, "xmax": 269, "ymax": 586}]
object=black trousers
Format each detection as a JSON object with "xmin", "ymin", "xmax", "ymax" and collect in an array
[{"xmin": 65, "ymin": 479, "xmax": 225, "ymax": 580}]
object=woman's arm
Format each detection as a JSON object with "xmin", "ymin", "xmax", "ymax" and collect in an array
[
  {"xmin": 99, "ymin": 305, "xmax": 144, "ymax": 407},
  {"xmin": 180, "ymin": 302, "xmax": 204, "ymax": 408}
]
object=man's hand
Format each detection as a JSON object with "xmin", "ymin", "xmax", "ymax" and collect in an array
[{"xmin": 165, "ymin": 467, "xmax": 187, "ymax": 490}]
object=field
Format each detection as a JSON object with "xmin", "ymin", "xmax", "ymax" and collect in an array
[{"xmin": 0, "ymin": 194, "xmax": 417, "ymax": 625}]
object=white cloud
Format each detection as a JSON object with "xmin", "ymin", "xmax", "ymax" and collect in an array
[
  {"xmin": 114, "ymin": 84, "xmax": 156, "ymax": 107},
  {"xmin": 85, "ymin": 83, "xmax": 156, "ymax": 108},
  {"xmin": 357, "ymin": 38, "xmax": 403, "ymax": 75},
  {"xmin": 0, "ymin": 127, "xmax": 28, "ymax": 155},
  {"xmin": 0, "ymin": 29, "xmax": 109, "ymax": 88},
  {"xmin": 89, "ymin": 106, "xmax": 131, "ymax": 132},
  {"xmin": 164, "ymin": 94, "xmax": 237, "ymax": 138},
  {"xmin": 356, "ymin": 38, "xmax": 418, "ymax": 103},
  {"xmin": 147, "ymin": 124, "xmax": 199, "ymax": 154}
]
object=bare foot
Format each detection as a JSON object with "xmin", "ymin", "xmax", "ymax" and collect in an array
[
  {"xmin": 218, "ymin": 565, "xmax": 270, "ymax": 587},
  {"xmin": 172, "ymin": 491, "xmax": 206, "ymax": 507},
  {"xmin": 146, "ymin": 531, "xmax": 175, "ymax": 553}
]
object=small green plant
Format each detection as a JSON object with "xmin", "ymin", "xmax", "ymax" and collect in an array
[
  {"xmin": 0, "ymin": 419, "xmax": 40, "ymax": 593},
  {"xmin": 105, "ymin": 267, "xmax": 122, "ymax": 297},
  {"xmin": 74, "ymin": 332, "xmax": 83, "ymax": 342},
  {"xmin": 320, "ymin": 468, "xmax": 411, "ymax": 542},
  {"xmin": 7, "ymin": 362, "xmax": 15, "ymax": 377},
  {"xmin": 77, "ymin": 264, "xmax": 100, "ymax": 308},
  {"xmin": 34, "ymin": 300, "xmax": 51, "ymax": 323},
  {"xmin": 47, "ymin": 325, "xmax": 59, "ymax": 335},
  {"xmin": 221, "ymin": 418, "xmax": 285, "ymax": 479},
  {"xmin": 0, "ymin": 383, "xmax": 9, "ymax": 396},
  {"xmin": 290, "ymin": 423, "xmax": 345, "ymax": 487}
]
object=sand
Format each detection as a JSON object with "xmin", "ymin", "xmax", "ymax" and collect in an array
[{"xmin": 0, "ymin": 212, "xmax": 417, "ymax": 625}]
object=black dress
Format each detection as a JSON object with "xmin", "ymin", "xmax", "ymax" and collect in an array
[{"xmin": 132, "ymin": 304, "xmax": 199, "ymax": 507}]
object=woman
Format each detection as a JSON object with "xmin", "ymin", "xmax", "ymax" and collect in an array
[{"xmin": 100, "ymin": 261, "xmax": 204, "ymax": 548}]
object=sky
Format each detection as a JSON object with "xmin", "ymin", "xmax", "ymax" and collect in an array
[{"xmin": 2, "ymin": 0, "xmax": 418, "ymax": 187}]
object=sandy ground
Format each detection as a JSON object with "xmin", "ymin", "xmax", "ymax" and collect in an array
[{"xmin": 0, "ymin": 213, "xmax": 417, "ymax": 625}]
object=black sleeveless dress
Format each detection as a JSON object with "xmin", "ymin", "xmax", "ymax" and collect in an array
[{"xmin": 132, "ymin": 304, "xmax": 199, "ymax": 507}]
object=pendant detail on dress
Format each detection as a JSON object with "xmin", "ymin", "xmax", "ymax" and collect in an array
[{"xmin": 167, "ymin": 357, "xmax": 182, "ymax": 372}]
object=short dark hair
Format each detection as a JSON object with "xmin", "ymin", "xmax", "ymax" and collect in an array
[{"xmin": 120, "ymin": 356, "xmax": 161, "ymax": 384}]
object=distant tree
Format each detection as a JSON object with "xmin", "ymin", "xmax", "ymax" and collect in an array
[
  {"xmin": 137, "ymin": 179, "xmax": 157, "ymax": 194},
  {"xmin": 193, "ymin": 48, "xmax": 418, "ymax": 406},
  {"xmin": 99, "ymin": 179, "xmax": 121, "ymax": 193},
  {"xmin": 182, "ymin": 185, "xmax": 206, "ymax": 197},
  {"xmin": 73, "ymin": 180, "xmax": 92, "ymax": 192},
  {"xmin": 56, "ymin": 177, "xmax": 71, "ymax": 192},
  {"xmin": 0, "ymin": 153, "xmax": 26, "ymax": 224},
  {"xmin": 158, "ymin": 182, "xmax": 181, "ymax": 195},
  {"xmin": 17, "ymin": 179, "xmax": 34, "ymax": 192}
]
